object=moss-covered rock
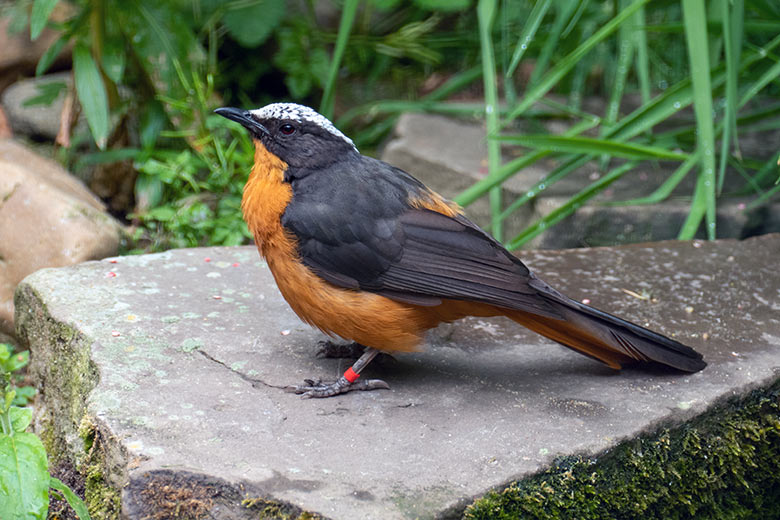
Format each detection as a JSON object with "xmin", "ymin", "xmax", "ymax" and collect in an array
[{"xmin": 464, "ymin": 381, "xmax": 780, "ymax": 519}]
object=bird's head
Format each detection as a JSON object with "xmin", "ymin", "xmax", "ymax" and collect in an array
[{"xmin": 215, "ymin": 103, "xmax": 357, "ymax": 169}]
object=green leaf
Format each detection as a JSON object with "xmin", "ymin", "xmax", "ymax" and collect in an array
[
  {"xmin": 134, "ymin": 174, "xmax": 165, "ymax": 212},
  {"xmin": 35, "ymin": 35, "xmax": 66, "ymax": 76},
  {"xmin": 30, "ymin": 0, "xmax": 59, "ymax": 40},
  {"xmin": 101, "ymin": 38, "xmax": 127, "ymax": 84},
  {"xmin": 50, "ymin": 477, "xmax": 91, "ymax": 520},
  {"xmin": 0, "ymin": 432, "xmax": 49, "ymax": 520},
  {"xmin": 3, "ymin": 350, "xmax": 29, "ymax": 373},
  {"xmin": 223, "ymin": 0, "xmax": 285, "ymax": 47},
  {"xmin": 145, "ymin": 206, "xmax": 176, "ymax": 222},
  {"xmin": 10, "ymin": 407, "xmax": 32, "ymax": 433},
  {"xmin": 21, "ymin": 81, "xmax": 66, "ymax": 108},
  {"xmin": 11, "ymin": 387, "xmax": 36, "ymax": 407},
  {"xmin": 496, "ymin": 135, "xmax": 689, "ymax": 161},
  {"xmin": 72, "ymin": 44, "xmax": 109, "ymax": 149},
  {"xmin": 140, "ymin": 101, "xmax": 168, "ymax": 150}
]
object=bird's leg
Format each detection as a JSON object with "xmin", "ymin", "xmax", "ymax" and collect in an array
[{"xmin": 286, "ymin": 347, "xmax": 390, "ymax": 398}]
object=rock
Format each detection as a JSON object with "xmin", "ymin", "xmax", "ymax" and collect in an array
[
  {"xmin": 1, "ymin": 72, "xmax": 86, "ymax": 140},
  {"xmin": 0, "ymin": 3, "xmax": 72, "ymax": 91},
  {"xmin": 15, "ymin": 235, "xmax": 780, "ymax": 519},
  {"xmin": 0, "ymin": 139, "xmax": 121, "ymax": 335},
  {"xmin": 527, "ymin": 197, "xmax": 758, "ymax": 249}
]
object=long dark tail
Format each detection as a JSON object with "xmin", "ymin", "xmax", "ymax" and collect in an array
[{"xmin": 506, "ymin": 282, "xmax": 706, "ymax": 372}]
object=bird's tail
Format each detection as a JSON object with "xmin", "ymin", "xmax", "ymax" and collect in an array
[{"xmin": 505, "ymin": 287, "xmax": 706, "ymax": 372}]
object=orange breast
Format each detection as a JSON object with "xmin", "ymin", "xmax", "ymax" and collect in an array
[{"xmin": 242, "ymin": 141, "xmax": 435, "ymax": 352}]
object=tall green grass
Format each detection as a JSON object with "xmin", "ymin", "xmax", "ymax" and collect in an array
[{"xmin": 344, "ymin": 0, "xmax": 780, "ymax": 249}]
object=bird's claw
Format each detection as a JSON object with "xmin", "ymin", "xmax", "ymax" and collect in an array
[{"xmin": 285, "ymin": 376, "xmax": 390, "ymax": 398}]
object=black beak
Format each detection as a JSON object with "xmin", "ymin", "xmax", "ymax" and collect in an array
[{"xmin": 214, "ymin": 107, "xmax": 269, "ymax": 137}]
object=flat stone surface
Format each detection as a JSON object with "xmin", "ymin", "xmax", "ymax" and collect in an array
[{"xmin": 17, "ymin": 235, "xmax": 780, "ymax": 519}]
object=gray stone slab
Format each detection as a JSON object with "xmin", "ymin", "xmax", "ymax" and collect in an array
[{"xmin": 16, "ymin": 235, "xmax": 780, "ymax": 519}]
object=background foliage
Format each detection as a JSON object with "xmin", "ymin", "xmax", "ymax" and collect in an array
[{"xmin": 12, "ymin": 0, "xmax": 780, "ymax": 250}]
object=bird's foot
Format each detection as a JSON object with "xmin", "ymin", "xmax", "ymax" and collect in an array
[
  {"xmin": 315, "ymin": 340, "xmax": 366, "ymax": 359},
  {"xmin": 285, "ymin": 376, "xmax": 390, "ymax": 399}
]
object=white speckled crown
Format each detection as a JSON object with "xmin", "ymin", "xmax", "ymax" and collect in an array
[{"xmin": 250, "ymin": 103, "xmax": 357, "ymax": 151}]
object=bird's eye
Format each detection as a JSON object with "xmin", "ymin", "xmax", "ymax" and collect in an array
[{"xmin": 279, "ymin": 123, "xmax": 296, "ymax": 135}]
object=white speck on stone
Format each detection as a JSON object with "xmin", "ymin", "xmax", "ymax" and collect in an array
[
  {"xmin": 250, "ymin": 103, "xmax": 357, "ymax": 151},
  {"xmin": 473, "ymin": 320, "xmax": 502, "ymax": 336},
  {"xmin": 206, "ymin": 272, "xmax": 221, "ymax": 278}
]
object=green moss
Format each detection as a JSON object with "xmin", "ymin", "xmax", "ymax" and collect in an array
[
  {"xmin": 464, "ymin": 381, "xmax": 780, "ymax": 519},
  {"xmin": 16, "ymin": 283, "xmax": 121, "ymax": 519},
  {"xmin": 243, "ymin": 497, "xmax": 322, "ymax": 520},
  {"xmin": 79, "ymin": 417, "xmax": 122, "ymax": 519}
]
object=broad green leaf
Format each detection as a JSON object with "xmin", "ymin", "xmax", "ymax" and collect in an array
[
  {"xmin": 223, "ymin": 0, "xmax": 285, "ymax": 47},
  {"xmin": 11, "ymin": 387, "xmax": 35, "ymax": 407},
  {"xmin": 1, "ymin": 349, "xmax": 28, "ymax": 373},
  {"xmin": 496, "ymin": 135, "xmax": 689, "ymax": 161},
  {"xmin": 10, "ymin": 407, "xmax": 32, "ymax": 433},
  {"xmin": 30, "ymin": 0, "xmax": 59, "ymax": 40},
  {"xmin": 50, "ymin": 478, "xmax": 91, "ymax": 520},
  {"xmin": 0, "ymin": 433, "xmax": 49, "ymax": 520},
  {"xmin": 72, "ymin": 44, "xmax": 109, "ymax": 149}
]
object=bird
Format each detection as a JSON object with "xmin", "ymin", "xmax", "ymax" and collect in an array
[{"xmin": 214, "ymin": 103, "xmax": 706, "ymax": 398}]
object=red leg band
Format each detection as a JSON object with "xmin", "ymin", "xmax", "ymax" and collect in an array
[{"xmin": 343, "ymin": 367, "xmax": 360, "ymax": 383}]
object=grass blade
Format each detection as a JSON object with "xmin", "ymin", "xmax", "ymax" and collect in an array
[
  {"xmin": 604, "ymin": 0, "xmax": 635, "ymax": 130},
  {"xmin": 633, "ymin": 4, "xmax": 651, "ymax": 105},
  {"xmin": 30, "ymin": 0, "xmax": 59, "ymax": 40},
  {"xmin": 455, "ymin": 119, "xmax": 599, "ymax": 208},
  {"xmin": 506, "ymin": 161, "xmax": 638, "ymax": 250},
  {"xmin": 497, "ymin": 135, "xmax": 688, "ymax": 161},
  {"xmin": 682, "ymin": 0, "xmax": 717, "ymax": 240},
  {"xmin": 320, "ymin": 0, "xmax": 359, "ymax": 119},
  {"xmin": 478, "ymin": 0, "xmax": 503, "ymax": 239},
  {"xmin": 527, "ymin": 0, "xmax": 578, "ymax": 89},
  {"xmin": 604, "ymin": 152, "xmax": 699, "ymax": 206},
  {"xmin": 506, "ymin": 0, "xmax": 552, "ymax": 78},
  {"xmin": 718, "ymin": 0, "xmax": 742, "ymax": 193},
  {"xmin": 507, "ymin": 0, "xmax": 650, "ymax": 121},
  {"xmin": 498, "ymin": 155, "xmax": 591, "ymax": 224}
]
